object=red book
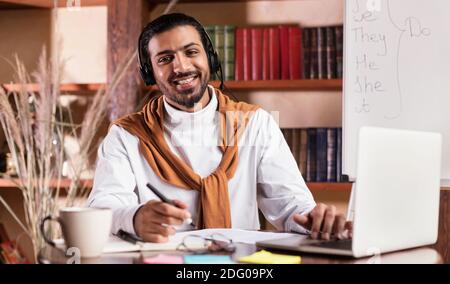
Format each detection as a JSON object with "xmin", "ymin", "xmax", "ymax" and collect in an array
[
  {"xmin": 279, "ymin": 25, "xmax": 290, "ymax": 80},
  {"xmin": 288, "ymin": 26, "xmax": 302, "ymax": 79},
  {"xmin": 251, "ymin": 28, "xmax": 263, "ymax": 80},
  {"xmin": 262, "ymin": 28, "xmax": 270, "ymax": 80},
  {"xmin": 242, "ymin": 28, "xmax": 252, "ymax": 81},
  {"xmin": 269, "ymin": 27, "xmax": 280, "ymax": 80},
  {"xmin": 234, "ymin": 28, "xmax": 244, "ymax": 80}
]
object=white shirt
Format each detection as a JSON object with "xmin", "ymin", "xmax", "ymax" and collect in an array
[{"xmin": 87, "ymin": 86, "xmax": 316, "ymax": 235}]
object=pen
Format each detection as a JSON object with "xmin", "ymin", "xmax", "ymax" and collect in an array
[
  {"xmin": 116, "ymin": 229, "xmax": 143, "ymax": 245},
  {"xmin": 146, "ymin": 183, "xmax": 196, "ymax": 228}
]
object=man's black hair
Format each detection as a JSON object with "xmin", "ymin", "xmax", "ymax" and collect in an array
[{"xmin": 140, "ymin": 13, "xmax": 209, "ymax": 62}]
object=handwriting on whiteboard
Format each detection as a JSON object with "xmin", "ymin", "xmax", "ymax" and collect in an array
[{"xmin": 349, "ymin": 0, "xmax": 431, "ymax": 119}]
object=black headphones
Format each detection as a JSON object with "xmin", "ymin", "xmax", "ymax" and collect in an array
[{"xmin": 137, "ymin": 20, "xmax": 224, "ymax": 90}]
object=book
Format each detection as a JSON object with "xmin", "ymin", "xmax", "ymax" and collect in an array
[
  {"xmin": 262, "ymin": 27, "xmax": 271, "ymax": 80},
  {"xmin": 306, "ymin": 128, "xmax": 317, "ymax": 182},
  {"xmin": 251, "ymin": 27, "xmax": 263, "ymax": 80},
  {"xmin": 299, "ymin": 129, "xmax": 308, "ymax": 178},
  {"xmin": 317, "ymin": 27, "xmax": 327, "ymax": 79},
  {"xmin": 288, "ymin": 26, "xmax": 302, "ymax": 80},
  {"xmin": 315, "ymin": 128, "xmax": 328, "ymax": 182},
  {"xmin": 224, "ymin": 25, "xmax": 235, "ymax": 81},
  {"xmin": 205, "ymin": 25, "xmax": 217, "ymax": 80},
  {"xmin": 326, "ymin": 128, "xmax": 337, "ymax": 182},
  {"xmin": 235, "ymin": 27, "xmax": 244, "ymax": 80},
  {"xmin": 335, "ymin": 26, "xmax": 344, "ymax": 79},
  {"xmin": 242, "ymin": 28, "xmax": 252, "ymax": 80},
  {"xmin": 309, "ymin": 28, "xmax": 318, "ymax": 79},
  {"xmin": 269, "ymin": 27, "xmax": 280, "ymax": 80},
  {"xmin": 279, "ymin": 25, "xmax": 290, "ymax": 80},
  {"xmin": 282, "ymin": 128, "xmax": 293, "ymax": 154},
  {"xmin": 291, "ymin": 129, "xmax": 301, "ymax": 170},
  {"xmin": 214, "ymin": 25, "xmax": 225, "ymax": 80},
  {"xmin": 336, "ymin": 128, "xmax": 343, "ymax": 182},
  {"xmin": 326, "ymin": 26, "xmax": 337, "ymax": 79},
  {"xmin": 302, "ymin": 28, "xmax": 311, "ymax": 79}
]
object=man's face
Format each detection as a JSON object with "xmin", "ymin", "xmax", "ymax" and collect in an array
[{"xmin": 148, "ymin": 25, "xmax": 210, "ymax": 108}]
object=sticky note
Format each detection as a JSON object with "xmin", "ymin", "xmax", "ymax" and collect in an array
[
  {"xmin": 237, "ymin": 250, "xmax": 301, "ymax": 264},
  {"xmin": 184, "ymin": 254, "xmax": 235, "ymax": 264},
  {"xmin": 143, "ymin": 254, "xmax": 183, "ymax": 264}
]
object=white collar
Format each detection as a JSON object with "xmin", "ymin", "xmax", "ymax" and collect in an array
[{"xmin": 163, "ymin": 85, "xmax": 218, "ymax": 128}]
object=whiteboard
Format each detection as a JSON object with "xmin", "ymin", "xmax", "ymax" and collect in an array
[{"xmin": 343, "ymin": 0, "xmax": 450, "ymax": 184}]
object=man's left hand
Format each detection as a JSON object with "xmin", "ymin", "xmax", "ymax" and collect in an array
[{"xmin": 293, "ymin": 203, "xmax": 352, "ymax": 240}]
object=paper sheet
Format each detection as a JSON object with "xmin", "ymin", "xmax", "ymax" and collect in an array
[{"xmin": 103, "ymin": 229, "xmax": 304, "ymax": 254}]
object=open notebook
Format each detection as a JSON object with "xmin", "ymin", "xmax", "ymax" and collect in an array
[{"xmin": 102, "ymin": 229, "xmax": 302, "ymax": 254}]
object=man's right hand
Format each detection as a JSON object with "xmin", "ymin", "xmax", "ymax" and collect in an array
[{"xmin": 133, "ymin": 199, "xmax": 191, "ymax": 243}]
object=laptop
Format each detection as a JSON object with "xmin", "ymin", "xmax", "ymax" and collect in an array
[{"xmin": 257, "ymin": 126, "xmax": 442, "ymax": 258}]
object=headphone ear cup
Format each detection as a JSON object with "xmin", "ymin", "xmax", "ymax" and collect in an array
[
  {"xmin": 140, "ymin": 63, "xmax": 156, "ymax": 86},
  {"xmin": 147, "ymin": 65, "xmax": 156, "ymax": 85},
  {"xmin": 209, "ymin": 50, "xmax": 221, "ymax": 74}
]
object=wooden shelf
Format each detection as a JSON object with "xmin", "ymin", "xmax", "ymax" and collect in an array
[
  {"xmin": 207, "ymin": 79, "xmax": 342, "ymax": 91},
  {"xmin": 307, "ymin": 182, "xmax": 352, "ymax": 191},
  {"xmin": 2, "ymin": 83, "xmax": 104, "ymax": 94},
  {"xmin": 0, "ymin": 0, "xmax": 106, "ymax": 9},
  {"xmin": 2, "ymin": 80, "xmax": 342, "ymax": 94},
  {"xmin": 0, "ymin": 178, "xmax": 93, "ymax": 189},
  {"xmin": 0, "ymin": 179, "xmax": 349, "ymax": 191}
]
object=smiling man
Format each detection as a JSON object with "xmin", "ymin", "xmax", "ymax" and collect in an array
[{"xmin": 87, "ymin": 13, "xmax": 351, "ymax": 243}]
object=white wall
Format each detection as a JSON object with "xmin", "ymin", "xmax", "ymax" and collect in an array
[{"xmin": 52, "ymin": 6, "xmax": 107, "ymax": 83}]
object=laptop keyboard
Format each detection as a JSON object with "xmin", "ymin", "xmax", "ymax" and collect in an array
[{"xmin": 307, "ymin": 239, "xmax": 352, "ymax": 251}]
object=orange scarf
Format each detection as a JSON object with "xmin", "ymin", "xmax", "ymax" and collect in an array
[{"xmin": 114, "ymin": 88, "xmax": 259, "ymax": 228}]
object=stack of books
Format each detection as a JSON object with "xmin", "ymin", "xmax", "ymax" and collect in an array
[
  {"xmin": 281, "ymin": 128, "xmax": 348, "ymax": 183},
  {"xmin": 204, "ymin": 24, "xmax": 344, "ymax": 81},
  {"xmin": 303, "ymin": 26, "xmax": 344, "ymax": 79}
]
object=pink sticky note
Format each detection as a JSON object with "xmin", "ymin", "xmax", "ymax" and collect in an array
[{"xmin": 142, "ymin": 254, "xmax": 184, "ymax": 264}]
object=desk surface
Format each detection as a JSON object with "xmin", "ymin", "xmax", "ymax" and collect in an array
[{"xmin": 38, "ymin": 243, "xmax": 443, "ymax": 264}]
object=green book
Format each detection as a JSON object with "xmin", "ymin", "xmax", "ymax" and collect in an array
[
  {"xmin": 224, "ymin": 25, "xmax": 235, "ymax": 81},
  {"xmin": 214, "ymin": 25, "xmax": 225, "ymax": 81},
  {"xmin": 205, "ymin": 25, "xmax": 216, "ymax": 80}
]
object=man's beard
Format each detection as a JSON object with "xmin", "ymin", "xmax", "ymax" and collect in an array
[{"xmin": 157, "ymin": 71, "xmax": 209, "ymax": 109}]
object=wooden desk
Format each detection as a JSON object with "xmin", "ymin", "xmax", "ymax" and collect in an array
[{"xmin": 38, "ymin": 243, "xmax": 442, "ymax": 264}]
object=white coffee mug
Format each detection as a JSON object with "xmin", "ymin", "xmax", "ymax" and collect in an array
[{"xmin": 40, "ymin": 207, "xmax": 112, "ymax": 258}]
